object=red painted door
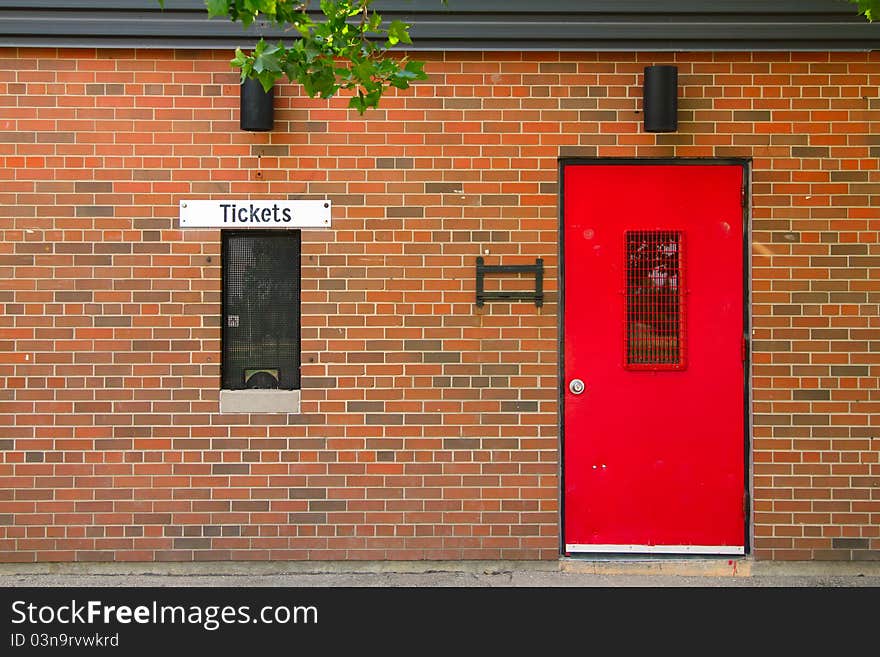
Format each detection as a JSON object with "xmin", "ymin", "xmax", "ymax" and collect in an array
[{"xmin": 563, "ymin": 162, "xmax": 746, "ymax": 554}]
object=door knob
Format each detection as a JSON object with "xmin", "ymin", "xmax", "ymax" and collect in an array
[{"xmin": 569, "ymin": 378, "xmax": 585, "ymax": 395}]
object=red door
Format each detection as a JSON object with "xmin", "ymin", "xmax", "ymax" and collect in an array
[{"xmin": 563, "ymin": 162, "xmax": 746, "ymax": 554}]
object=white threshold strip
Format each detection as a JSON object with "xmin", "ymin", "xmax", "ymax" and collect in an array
[{"xmin": 566, "ymin": 544, "xmax": 745, "ymax": 555}]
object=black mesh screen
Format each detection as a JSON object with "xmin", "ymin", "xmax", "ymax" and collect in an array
[
  {"xmin": 222, "ymin": 231, "xmax": 301, "ymax": 390},
  {"xmin": 624, "ymin": 230, "xmax": 685, "ymax": 369}
]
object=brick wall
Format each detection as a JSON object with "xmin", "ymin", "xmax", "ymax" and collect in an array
[{"xmin": 0, "ymin": 48, "xmax": 877, "ymax": 562}]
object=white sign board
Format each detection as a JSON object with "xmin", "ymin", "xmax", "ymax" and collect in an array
[{"xmin": 179, "ymin": 199, "xmax": 331, "ymax": 229}]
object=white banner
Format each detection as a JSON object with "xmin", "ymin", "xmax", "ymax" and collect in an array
[{"xmin": 179, "ymin": 199, "xmax": 331, "ymax": 229}]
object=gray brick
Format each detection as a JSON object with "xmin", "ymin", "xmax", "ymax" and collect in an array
[
  {"xmin": 772, "ymin": 305, "xmax": 801, "ymax": 315},
  {"xmin": 829, "ymin": 292, "xmax": 867, "ymax": 303},
  {"xmin": 539, "ymin": 62, "xmax": 577, "ymax": 73},
  {"xmin": 0, "ymin": 132, "xmax": 35, "ymax": 143},
  {"xmin": 423, "ymin": 352, "xmax": 461, "ymax": 363},
  {"xmin": 791, "ymin": 293, "xmax": 828, "ymax": 304},
  {"xmin": 752, "ymin": 341, "xmax": 790, "ymax": 352},
  {"xmin": 133, "ymin": 169, "xmax": 171, "ymax": 181},
  {"xmin": 55, "ymin": 291, "xmax": 94, "ymax": 303},
  {"xmin": 74, "ymin": 181, "xmax": 112, "ymax": 193},
  {"xmin": 792, "ymin": 415, "xmax": 830, "ymax": 426},
  {"xmin": 480, "ymin": 195, "xmax": 518, "ymax": 206},
  {"xmin": 75, "ymin": 206, "xmax": 114, "ymax": 217},
  {"xmin": 830, "ymin": 365, "xmax": 869, "ymax": 376},
  {"xmin": 94, "ymin": 316, "xmax": 131, "ymax": 327},
  {"xmin": 347, "ymin": 401, "xmax": 385, "ymax": 413},
  {"xmin": 252, "ymin": 144, "xmax": 289, "ymax": 157},
  {"xmin": 830, "ymin": 171, "xmax": 869, "ymax": 182},
  {"xmin": 734, "ymin": 110, "xmax": 771, "ymax": 121},
  {"xmin": 212, "ymin": 464, "xmax": 250, "ymax": 475},
  {"xmin": 405, "ymin": 340, "xmax": 443, "ymax": 351},
  {"xmin": 481, "ymin": 438, "xmax": 519, "ymax": 449},
  {"xmin": 289, "ymin": 488, "xmax": 327, "ymax": 499},
  {"xmin": 388, "ymin": 206, "xmax": 424, "ymax": 218},
  {"xmin": 830, "ymin": 244, "xmax": 868, "ymax": 255},
  {"xmin": 37, "ymin": 132, "xmax": 75, "ymax": 143},
  {"xmin": 376, "ymin": 157, "xmax": 413, "ymax": 169},
  {"xmin": 442, "ymin": 438, "xmax": 480, "ymax": 450},
  {"xmin": 425, "ymin": 182, "xmax": 463, "ymax": 194},
  {"xmin": 832, "ymin": 538, "xmax": 870, "ymax": 550},
  {"xmin": 792, "ymin": 389, "xmax": 830, "ymax": 401},
  {"xmin": 309, "ymin": 500, "xmax": 346, "ymax": 511},
  {"xmin": 500, "ymin": 401, "xmax": 538, "ymax": 413},
  {"xmin": 365, "ymin": 414, "xmax": 403, "ymax": 425},
  {"xmin": 754, "ymin": 414, "xmax": 790, "ymax": 426},
  {"xmin": 288, "ymin": 513, "xmax": 326, "ymax": 524}
]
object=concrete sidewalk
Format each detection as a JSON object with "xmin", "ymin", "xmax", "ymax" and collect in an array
[{"xmin": 1, "ymin": 559, "xmax": 879, "ymax": 587}]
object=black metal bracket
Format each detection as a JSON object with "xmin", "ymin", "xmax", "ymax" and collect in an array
[{"xmin": 475, "ymin": 257, "xmax": 544, "ymax": 308}]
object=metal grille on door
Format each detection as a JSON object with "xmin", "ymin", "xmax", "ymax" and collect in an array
[{"xmin": 624, "ymin": 230, "xmax": 685, "ymax": 370}]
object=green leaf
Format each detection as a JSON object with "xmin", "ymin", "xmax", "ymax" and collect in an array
[
  {"xmin": 353, "ymin": 60, "xmax": 375, "ymax": 84},
  {"xmin": 386, "ymin": 20, "xmax": 412, "ymax": 46},
  {"xmin": 366, "ymin": 13, "xmax": 382, "ymax": 33},
  {"xmin": 244, "ymin": 0, "xmax": 277, "ymax": 15},
  {"xmin": 406, "ymin": 60, "xmax": 425, "ymax": 73},
  {"xmin": 390, "ymin": 60, "xmax": 426, "ymax": 90},
  {"xmin": 199, "ymin": 0, "xmax": 432, "ymax": 113},
  {"xmin": 205, "ymin": 0, "xmax": 228, "ymax": 18},
  {"xmin": 256, "ymin": 70, "xmax": 279, "ymax": 91},
  {"xmin": 849, "ymin": 0, "xmax": 880, "ymax": 20},
  {"xmin": 253, "ymin": 43, "xmax": 282, "ymax": 73},
  {"xmin": 343, "ymin": 1, "xmax": 363, "ymax": 18},
  {"xmin": 364, "ymin": 88, "xmax": 382, "ymax": 108},
  {"xmin": 404, "ymin": 59, "xmax": 427, "ymax": 78},
  {"xmin": 258, "ymin": 0, "xmax": 277, "ymax": 14},
  {"xmin": 230, "ymin": 47, "xmax": 248, "ymax": 68},
  {"xmin": 348, "ymin": 94, "xmax": 367, "ymax": 114}
]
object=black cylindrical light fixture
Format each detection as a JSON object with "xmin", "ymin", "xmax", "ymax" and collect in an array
[
  {"xmin": 643, "ymin": 65, "xmax": 678, "ymax": 133},
  {"xmin": 240, "ymin": 77, "xmax": 274, "ymax": 132}
]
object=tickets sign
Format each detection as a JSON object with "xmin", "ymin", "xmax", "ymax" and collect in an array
[{"xmin": 179, "ymin": 200, "xmax": 331, "ymax": 229}]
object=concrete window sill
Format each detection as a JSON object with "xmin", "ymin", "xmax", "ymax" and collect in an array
[{"xmin": 219, "ymin": 389, "xmax": 301, "ymax": 414}]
